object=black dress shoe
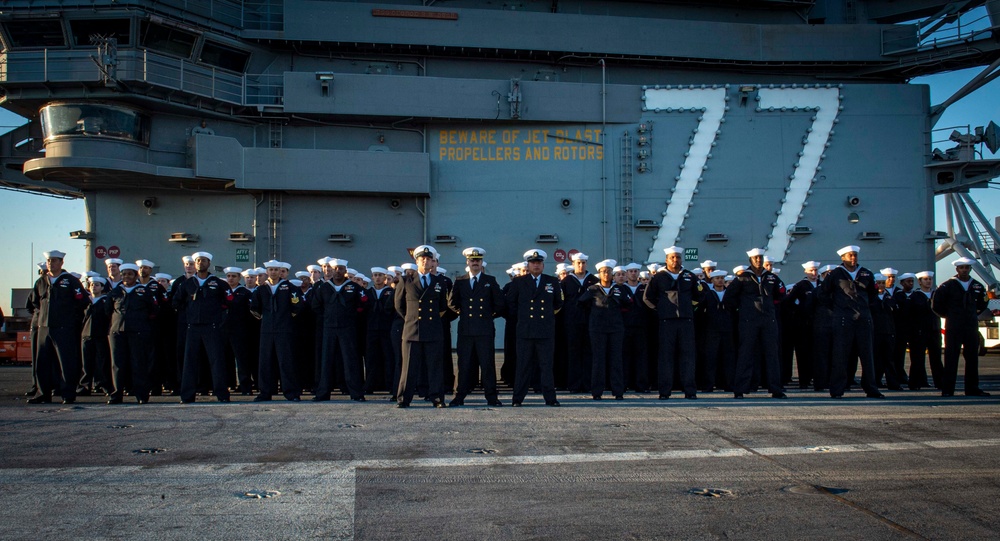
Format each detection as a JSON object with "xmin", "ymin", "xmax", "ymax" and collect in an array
[
  {"xmin": 287, "ymin": 396, "xmax": 301, "ymax": 402},
  {"xmin": 253, "ymin": 395, "xmax": 272, "ymax": 402},
  {"xmin": 866, "ymin": 392, "xmax": 885, "ymax": 399},
  {"xmin": 449, "ymin": 399, "xmax": 465, "ymax": 407},
  {"xmin": 546, "ymin": 400, "xmax": 561, "ymax": 407},
  {"xmin": 734, "ymin": 393, "xmax": 744, "ymax": 399},
  {"xmin": 312, "ymin": 396, "xmax": 330, "ymax": 402},
  {"xmin": 830, "ymin": 394, "xmax": 843, "ymax": 399},
  {"xmin": 433, "ymin": 399, "xmax": 447, "ymax": 408},
  {"xmin": 967, "ymin": 390, "xmax": 991, "ymax": 397},
  {"xmin": 24, "ymin": 387, "xmax": 38, "ymax": 397},
  {"xmin": 487, "ymin": 400, "xmax": 504, "ymax": 407},
  {"xmin": 27, "ymin": 396, "xmax": 52, "ymax": 404},
  {"xmin": 352, "ymin": 396, "xmax": 366, "ymax": 402},
  {"xmin": 217, "ymin": 397, "xmax": 231, "ymax": 403},
  {"xmin": 941, "ymin": 392, "xmax": 954, "ymax": 397},
  {"xmin": 615, "ymin": 395, "xmax": 624, "ymax": 401},
  {"xmin": 772, "ymin": 392, "xmax": 788, "ymax": 399},
  {"xmin": 887, "ymin": 386, "xmax": 904, "ymax": 391},
  {"xmin": 685, "ymin": 394, "xmax": 697, "ymax": 400},
  {"xmin": 61, "ymin": 398, "xmax": 76, "ymax": 405},
  {"xmin": 592, "ymin": 395, "xmax": 602, "ymax": 400},
  {"xmin": 75, "ymin": 388, "xmax": 91, "ymax": 396},
  {"xmin": 658, "ymin": 394, "xmax": 670, "ymax": 400},
  {"xmin": 136, "ymin": 398, "xmax": 148, "ymax": 405},
  {"xmin": 396, "ymin": 402, "xmax": 410, "ymax": 408},
  {"xmin": 107, "ymin": 397, "xmax": 123, "ymax": 405},
  {"xmin": 511, "ymin": 402, "xmax": 522, "ymax": 407}
]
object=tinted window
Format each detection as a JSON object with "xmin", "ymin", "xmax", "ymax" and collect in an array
[
  {"xmin": 5, "ymin": 20, "xmax": 65, "ymax": 48},
  {"xmin": 69, "ymin": 19, "xmax": 131, "ymax": 47},
  {"xmin": 199, "ymin": 41, "xmax": 250, "ymax": 72},
  {"xmin": 139, "ymin": 20, "xmax": 196, "ymax": 58}
]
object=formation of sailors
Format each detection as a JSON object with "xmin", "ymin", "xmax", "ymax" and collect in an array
[{"xmin": 22, "ymin": 242, "xmax": 991, "ymax": 406}]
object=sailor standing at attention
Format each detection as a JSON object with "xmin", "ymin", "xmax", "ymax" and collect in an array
[
  {"xmin": 578, "ymin": 259, "xmax": 630, "ymax": 400},
  {"xmin": 448, "ymin": 247, "xmax": 505, "ymax": 407},
  {"xmin": 561, "ymin": 252, "xmax": 598, "ymax": 392},
  {"xmin": 506, "ymin": 249, "xmax": 564, "ymax": 407},
  {"xmin": 251, "ymin": 260, "xmax": 305, "ymax": 402},
  {"xmin": 27, "ymin": 250, "xmax": 90, "ymax": 405},
  {"xmin": 174, "ymin": 252, "xmax": 232, "ymax": 403},
  {"xmin": 818, "ymin": 245, "xmax": 884, "ymax": 400},
  {"xmin": 932, "ymin": 257, "xmax": 991, "ymax": 397},
  {"xmin": 106, "ymin": 263, "xmax": 159, "ymax": 404},
  {"xmin": 643, "ymin": 246, "xmax": 702, "ymax": 400},
  {"xmin": 395, "ymin": 245, "xmax": 450, "ymax": 408}
]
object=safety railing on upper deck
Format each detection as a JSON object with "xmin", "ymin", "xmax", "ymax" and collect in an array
[
  {"xmin": 883, "ymin": 1, "xmax": 1000, "ymax": 55},
  {"xmin": 0, "ymin": 48, "xmax": 285, "ymax": 108}
]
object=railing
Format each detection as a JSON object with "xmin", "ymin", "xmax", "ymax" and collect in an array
[
  {"xmin": 0, "ymin": 48, "xmax": 285, "ymax": 108},
  {"xmin": 883, "ymin": 1, "xmax": 1000, "ymax": 55},
  {"xmin": 1, "ymin": 0, "xmax": 261, "ymax": 32}
]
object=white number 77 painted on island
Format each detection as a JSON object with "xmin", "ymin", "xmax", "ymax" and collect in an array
[{"xmin": 643, "ymin": 85, "xmax": 841, "ymax": 264}]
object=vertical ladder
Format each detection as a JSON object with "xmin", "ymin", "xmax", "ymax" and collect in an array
[
  {"xmin": 620, "ymin": 131, "xmax": 634, "ymax": 263},
  {"xmin": 268, "ymin": 192, "xmax": 282, "ymax": 260},
  {"xmin": 269, "ymin": 120, "xmax": 282, "ymax": 148}
]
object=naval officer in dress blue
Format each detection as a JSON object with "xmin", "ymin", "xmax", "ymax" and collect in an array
[
  {"xmin": 395, "ymin": 245, "xmax": 450, "ymax": 408},
  {"xmin": 506, "ymin": 249, "xmax": 565, "ymax": 407},
  {"xmin": 447, "ymin": 247, "xmax": 505, "ymax": 407}
]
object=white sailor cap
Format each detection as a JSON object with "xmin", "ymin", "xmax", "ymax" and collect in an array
[
  {"xmin": 898, "ymin": 272, "xmax": 916, "ymax": 281},
  {"xmin": 513, "ymin": 262, "xmax": 526, "ymax": 270},
  {"xmin": 647, "ymin": 263, "xmax": 661, "ymax": 272},
  {"xmin": 639, "ymin": 271, "xmax": 650, "ymax": 279},
  {"xmin": 387, "ymin": 266, "xmax": 402, "ymax": 274},
  {"xmin": 555, "ymin": 263, "xmax": 568, "ymax": 273},
  {"xmin": 69, "ymin": 272, "xmax": 82, "ymax": 279},
  {"xmin": 709, "ymin": 270, "xmax": 727, "ymax": 279},
  {"xmin": 763, "ymin": 256, "xmax": 775, "ymax": 263},
  {"xmin": 154, "ymin": 273, "xmax": 173, "ymax": 281},
  {"xmin": 192, "ymin": 251, "xmax": 213, "ymax": 261},
  {"xmin": 570, "ymin": 252, "xmax": 589, "ymax": 262},
  {"xmin": 836, "ymin": 245, "xmax": 860, "ymax": 256},
  {"xmin": 317, "ymin": 256, "xmax": 333, "ymax": 266},
  {"xmin": 915, "ymin": 271, "xmax": 934, "ymax": 279},
  {"xmin": 401, "ymin": 263, "xmax": 417, "ymax": 271},
  {"xmin": 85, "ymin": 270, "xmax": 101, "ymax": 278},
  {"xmin": 820, "ymin": 264, "xmax": 837, "ymax": 274},
  {"xmin": 241, "ymin": 269, "xmax": 253, "ymax": 277},
  {"xmin": 802, "ymin": 261, "xmax": 822, "ymax": 270},
  {"xmin": 694, "ymin": 269, "xmax": 706, "ymax": 278},
  {"xmin": 182, "ymin": 255, "xmax": 194, "ymax": 264},
  {"xmin": 953, "ymin": 257, "xmax": 976, "ymax": 266},
  {"xmin": 43, "ymin": 250, "xmax": 66, "ymax": 259},
  {"xmin": 733, "ymin": 265, "xmax": 747, "ymax": 274},
  {"xmin": 725, "ymin": 274, "xmax": 735, "ymax": 281},
  {"xmin": 436, "ymin": 267, "xmax": 447, "ymax": 274},
  {"xmin": 36, "ymin": 262, "xmax": 46, "ymax": 270},
  {"xmin": 506, "ymin": 267, "xmax": 517, "ymax": 276},
  {"xmin": 223, "ymin": 267, "xmax": 243, "ymax": 274},
  {"xmin": 88, "ymin": 276, "xmax": 107, "ymax": 285},
  {"xmin": 295, "ymin": 271, "xmax": 310, "ymax": 279},
  {"xmin": 326, "ymin": 258, "xmax": 347, "ymax": 267},
  {"xmin": 263, "ymin": 260, "xmax": 283, "ymax": 269},
  {"xmin": 613, "ymin": 266, "xmax": 624, "ymax": 274},
  {"xmin": 624, "ymin": 262, "xmax": 642, "ymax": 271},
  {"xmin": 596, "ymin": 259, "xmax": 617, "ymax": 271},
  {"xmin": 254, "ymin": 267, "xmax": 266, "ymax": 275},
  {"xmin": 119, "ymin": 263, "xmax": 139, "ymax": 272},
  {"xmin": 746, "ymin": 248, "xmax": 766, "ymax": 258},
  {"xmin": 346, "ymin": 268, "xmax": 358, "ymax": 276},
  {"xmin": 135, "ymin": 259, "xmax": 155, "ymax": 269},
  {"xmin": 104, "ymin": 258, "xmax": 123, "ymax": 266},
  {"xmin": 289, "ymin": 279, "xmax": 303, "ymax": 287},
  {"xmin": 771, "ymin": 268, "xmax": 781, "ymax": 275},
  {"xmin": 664, "ymin": 246, "xmax": 684, "ymax": 255},
  {"xmin": 306, "ymin": 264, "xmax": 322, "ymax": 273},
  {"xmin": 523, "ymin": 249, "xmax": 547, "ymax": 262},
  {"xmin": 413, "ymin": 245, "xmax": 438, "ymax": 259},
  {"xmin": 879, "ymin": 267, "xmax": 898, "ymax": 276},
  {"xmin": 700, "ymin": 260, "xmax": 718, "ymax": 268},
  {"xmin": 371, "ymin": 267, "xmax": 389, "ymax": 275},
  {"xmin": 462, "ymin": 247, "xmax": 486, "ymax": 259},
  {"xmin": 874, "ymin": 274, "xmax": 886, "ymax": 281}
]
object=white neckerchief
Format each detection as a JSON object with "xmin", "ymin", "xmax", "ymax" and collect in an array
[
  {"xmin": 958, "ymin": 278, "xmax": 971, "ymax": 291},
  {"xmin": 122, "ymin": 284, "xmax": 138, "ymax": 293},
  {"xmin": 91, "ymin": 295, "xmax": 104, "ymax": 304}
]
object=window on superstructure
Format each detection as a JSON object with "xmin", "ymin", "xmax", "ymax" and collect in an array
[
  {"xmin": 4, "ymin": 20, "xmax": 66, "ymax": 48},
  {"xmin": 199, "ymin": 41, "xmax": 250, "ymax": 72},
  {"xmin": 139, "ymin": 21, "xmax": 196, "ymax": 58},
  {"xmin": 69, "ymin": 19, "xmax": 131, "ymax": 47}
]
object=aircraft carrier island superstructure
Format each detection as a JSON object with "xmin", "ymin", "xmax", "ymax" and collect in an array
[{"xmin": 2, "ymin": 0, "xmax": 1000, "ymax": 278}]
